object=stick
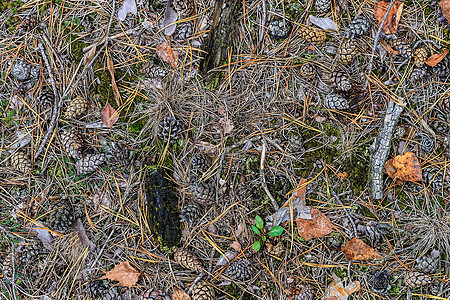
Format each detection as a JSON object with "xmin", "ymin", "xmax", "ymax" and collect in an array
[{"xmin": 260, "ymin": 141, "xmax": 280, "ymax": 211}]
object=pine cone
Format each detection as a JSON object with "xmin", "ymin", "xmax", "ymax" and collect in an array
[
  {"xmin": 225, "ymin": 258, "xmax": 254, "ymax": 281},
  {"xmin": 180, "ymin": 203, "xmax": 202, "ymax": 226},
  {"xmin": 174, "ymin": 248, "xmax": 204, "ymax": 273},
  {"xmin": 299, "ymin": 63, "xmax": 316, "ymax": 79},
  {"xmin": 330, "ymin": 70, "xmax": 351, "ymax": 92},
  {"xmin": 298, "ymin": 25, "xmax": 326, "ymax": 44},
  {"xmin": 288, "ymin": 135, "xmax": 305, "ymax": 152},
  {"xmin": 190, "ymin": 181, "xmax": 215, "ymax": 206},
  {"xmin": 174, "ymin": 21, "xmax": 194, "ymax": 42},
  {"xmin": 158, "ymin": 117, "xmax": 182, "ymax": 144},
  {"xmin": 420, "ymin": 135, "xmax": 434, "ymax": 153},
  {"xmin": 191, "ymin": 153, "xmax": 212, "ymax": 171},
  {"xmin": 324, "ymin": 93, "xmax": 349, "ymax": 110},
  {"xmin": 10, "ymin": 58, "xmax": 36, "ymax": 81},
  {"xmin": 431, "ymin": 56, "xmax": 450, "ymax": 77},
  {"xmin": 423, "ymin": 166, "xmax": 443, "ymax": 190},
  {"xmin": 404, "ymin": 272, "xmax": 432, "ymax": 288},
  {"xmin": 369, "ymin": 270, "xmax": 391, "ymax": 294},
  {"xmin": 287, "ymin": 284, "xmax": 315, "ymax": 300},
  {"xmin": 18, "ymin": 242, "xmax": 45, "ymax": 264},
  {"xmin": 49, "ymin": 201, "xmax": 75, "ymax": 233},
  {"xmin": 2, "ymin": 252, "xmax": 14, "ymax": 278},
  {"xmin": 344, "ymin": 15, "xmax": 371, "ymax": 39},
  {"xmin": 141, "ymin": 289, "xmax": 171, "ymax": 300},
  {"xmin": 191, "ymin": 281, "xmax": 215, "ymax": 300},
  {"xmin": 38, "ymin": 89, "xmax": 54, "ymax": 110},
  {"xmin": 431, "ymin": 117, "xmax": 449, "ymax": 135},
  {"xmin": 10, "ymin": 150, "xmax": 32, "ymax": 174},
  {"xmin": 64, "ymin": 95, "xmax": 89, "ymax": 119},
  {"xmin": 439, "ymin": 95, "xmax": 450, "ymax": 114},
  {"xmin": 365, "ymin": 221, "xmax": 390, "ymax": 242},
  {"xmin": 141, "ymin": 62, "xmax": 168, "ymax": 79},
  {"xmin": 75, "ymin": 153, "xmax": 106, "ymax": 175},
  {"xmin": 413, "ymin": 48, "xmax": 428, "ymax": 67},
  {"xmin": 173, "ymin": 0, "xmax": 194, "ymax": 18},
  {"xmin": 267, "ymin": 18, "xmax": 293, "ymax": 39},
  {"xmin": 338, "ymin": 39, "xmax": 357, "ymax": 65},
  {"xmin": 60, "ymin": 128, "xmax": 84, "ymax": 159},
  {"xmin": 415, "ymin": 254, "xmax": 439, "ymax": 273},
  {"xmin": 410, "ymin": 66, "xmax": 428, "ymax": 82},
  {"xmin": 315, "ymin": 0, "xmax": 331, "ymax": 14},
  {"xmin": 391, "ymin": 40, "xmax": 413, "ymax": 58},
  {"xmin": 20, "ymin": 16, "xmax": 38, "ymax": 31}
]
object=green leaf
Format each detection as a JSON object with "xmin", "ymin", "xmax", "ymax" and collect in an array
[
  {"xmin": 261, "ymin": 236, "xmax": 267, "ymax": 242},
  {"xmin": 269, "ymin": 226, "xmax": 284, "ymax": 237},
  {"xmin": 255, "ymin": 215, "xmax": 264, "ymax": 229},
  {"xmin": 252, "ymin": 241, "xmax": 261, "ymax": 252},
  {"xmin": 251, "ymin": 225, "xmax": 261, "ymax": 235}
]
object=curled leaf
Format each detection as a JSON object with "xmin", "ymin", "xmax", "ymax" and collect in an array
[
  {"xmin": 425, "ymin": 49, "xmax": 449, "ymax": 66},
  {"xmin": 156, "ymin": 42, "xmax": 179, "ymax": 69},
  {"xmin": 100, "ymin": 261, "xmax": 140, "ymax": 286},
  {"xmin": 385, "ymin": 152, "xmax": 423, "ymax": 182},
  {"xmin": 374, "ymin": 0, "xmax": 404, "ymax": 34}
]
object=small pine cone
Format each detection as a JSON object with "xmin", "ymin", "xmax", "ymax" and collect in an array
[
  {"xmin": 18, "ymin": 243, "xmax": 44, "ymax": 264},
  {"xmin": 267, "ymin": 18, "xmax": 293, "ymax": 39},
  {"xmin": 423, "ymin": 166, "xmax": 443, "ymax": 190},
  {"xmin": 299, "ymin": 63, "xmax": 316, "ymax": 79},
  {"xmin": 431, "ymin": 118, "xmax": 448, "ymax": 135},
  {"xmin": 420, "ymin": 135, "xmax": 434, "ymax": 153},
  {"xmin": 191, "ymin": 153, "xmax": 211, "ymax": 171},
  {"xmin": 141, "ymin": 289, "xmax": 171, "ymax": 300},
  {"xmin": 158, "ymin": 117, "xmax": 182, "ymax": 144},
  {"xmin": 10, "ymin": 150, "xmax": 32, "ymax": 174},
  {"xmin": 393, "ymin": 125, "xmax": 406, "ymax": 139},
  {"xmin": 330, "ymin": 70, "xmax": 351, "ymax": 91},
  {"xmin": 338, "ymin": 39, "xmax": 357, "ymax": 65},
  {"xmin": 180, "ymin": 203, "xmax": 202, "ymax": 226},
  {"xmin": 429, "ymin": 281, "xmax": 442, "ymax": 296},
  {"xmin": 174, "ymin": 248, "xmax": 204, "ymax": 273},
  {"xmin": 404, "ymin": 271, "xmax": 432, "ymax": 288},
  {"xmin": 415, "ymin": 254, "xmax": 439, "ymax": 273},
  {"xmin": 173, "ymin": 0, "xmax": 194, "ymax": 18},
  {"xmin": 369, "ymin": 270, "xmax": 391, "ymax": 294},
  {"xmin": 38, "ymin": 89, "xmax": 54, "ymax": 110},
  {"xmin": 88, "ymin": 280, "xmax": 108, "ymax": 299},
  {"xmin": 2, "ymin": 252, "xmax": 14, "ymax": 278},
  {"xmin": 315, "ymin": 0, "xmax": 331, "ymax": 14},
  {"xmin": 225, "ymin": 258, "xmax": 254, "ymax": 281},
  {"xmin": 431, "ymin": 56, "xmax": 450, "ymax": 77},
  {"xmin": 324, "ymin": 93, "xmax": 349, "ymax": 110},
  {"xmin": 60, "ymin": 128, "xmax": 84, "ymax": 159},
  {"xmin": 174, "ymin": 21, "xmax": 194, "ymax": 42},
  {"xmin": 266, "ymin": 240, "xmax": 284, "ymax": 257},
  {"xmin": 191, "ymin": 281, "xmax": 215, "ymax": 300},
  {"xmin": 20, "ymin": 16, "xmax": 38, "ymax": 31},
  {"xmin": 75, "ymin": 153, "xmax": 106, "ymax": 175},
  {"xmin": 49, "ymin": 201, "xmax": 75, "ymax": 233},
  {"xmin": 391, "ymin": 40, "xmax": 413, "ymax": 58},
  {"xmin": 10, "ymin": 58, "xmax": 35, "ymax": 81},
  {"xmin": 288, "ymin": 135, "xmax": 305, "ymax": 152},
  {"xmin": 298, "ymin": 26, "xmax": 326, "ymax": 44},
  {"xmin": 141, "ymin": 62, "xmax": 168, "ymax": 79},
  {"xmin": 344, "ymin": 15, "xmax": 371, "ymax": 39},
  {"xmin": 288, "ymin": 284, "xmax": 315, "ymax": 300},
  {"xmin": 326, "ymin": 234, "xmax": 343, "ymax": 249},
  {"xmin": 439, "ymin": 95, "xmax": 450, "ymax": 114},
  {"xmin": 365, "ymin": 221, "xmax": 390, "ymax": 242},
  {"xmin": 190, "ymin": 181, "xmax": 215, "ymax": 206},
  {"xmin": 337, "ymin": 0, "xmax": 348, "ymax": 10},
  {"xmin": 410, "ymin": 66, "xmax": 428, "ymax": 82},
  {"xmin": 64, "ymin": 95, "xmax": 89, "ymax": 119},
  {"xmin": 413, "ymin": 48, "xmax": 428, "ymax": 67}
]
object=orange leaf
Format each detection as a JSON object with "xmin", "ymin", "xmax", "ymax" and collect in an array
[
  {"xmin": 374, "ymin": 0, "xmax": 404, "ymax": 35},
  {"xmin": 337, "ymin": 172, "xmax": 348, "ymax": 180},
  {"xmin": 324, "ymin": 274, "xmax": 361, "ymax": 300},
  {"xmin": 425, "ymin": 49, "xmax": 449, "ymax": 66},
  {"xmin": 384, "ymin": 158, "xmax": 396, "ymax": 179},
  {"xmin": 439, "ymin": 0, "xmax": 450, "ymax": 22},
  {"xmin": 341, "ymin": 238, "xmax": 381, "ymax": 261},
  {"xmin": 106, "ymin": 49, "xmax": 122, "ymax": 106},
  {"xmin": 392, "ymin": 152, "xmax": 422, "ymax": 182},
  {"xmin": 100, "ymin": 261, "xmax": 140, "ymax": 286},
  {"xmin": 156, "ymin": 41, "xmax": 178, "ymax": 69},
  {"xmin": 172, "ymin": 288, "xmax": 191, "ymax": 300},
  {"xmin": 296, "ymin": 208, "xmax": 334, "ymax": 240},
  {"xmin": 101, "ymin": 102, "xmax": 119, "ymax": 128}
]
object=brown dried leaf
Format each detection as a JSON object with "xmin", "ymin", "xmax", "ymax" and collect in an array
[
  {"xmin": 341, "ymin": 238, "xmax": 381, "ymax": 261},
  {"xmin": 392, "ymin": 152, "xmax": 422, "ymax": 182},
  {"xmin": 324, "ymin": 274, "xmax": 361, "ymax": 300},
  {"xmin": 83, "ymin": 44, "xmax": 97, "ymax": 66},
  {"xmin": 172, "ymin": 288, "xmax": 191, "ymax": 300},
  {"xmin": 439, "ymin": 0, "xmax": 450, "ymax": 22},
  {"xmin": 106, "ymin": 51, "xmax": 122, "ymax": 106},
  {"xmin": 230, "ymin": 241, "xmax": 241, "ymax": 252},
  {"xmin": 100, "ymin": 261, "xmax": 140, "ymax": 286},
  {"xmin": 73, "ymin": 219, "xmax": 95, "ymax": 251},
  {"xmin": 296, "ymin": 208, "xmax": 334, "ymax": 240},
  {"xmin": 156, "ymin": 41, "xmax": 179, "ymax": 69},
  {"xmin": 425, "ymin": 49, "xmax": 449, "ymax": 66},
  {"xmin": 101, "ymin": 103, "xmax": 119, "ymax": 128},
  {"xmin": 374, "ymin": 0, "xmax": 404, "ymax": 34},
  {"xmin": 384, "ymin": 158, "xmax": 396, "ymax": 179},
  {"xmin": 219, "ymin": 117, "xmax": 234, "ymax": 136}
]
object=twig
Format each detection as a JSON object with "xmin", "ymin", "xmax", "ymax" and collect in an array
[
  {"xmin": 260, "ymin": 141, "xmax": 279, "ymax": 211},
  {"xmin": 10, "ymin": 241, "xmax": 17, "ymax": 300},
  {"xmin": 331, "ymin": 190, "xmax": 357, "ymax": 238},
  {"xmin": 366, "ymin": 0, "xmax": 396, "ymax": 83}
]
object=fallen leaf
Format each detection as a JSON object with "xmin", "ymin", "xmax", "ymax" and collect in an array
[
  {"xmin": 341, "ymin": 238, "xmax": 381, "ymax": 261},
  {"xmin": 156, "ymin": 42, "xmax": 179, "ymax": 69},
  {"xmin": 235, "ymin": 222, "xmax": 246, "ymax": 238},
  {"xmin": 216, "ymin": 251, "xmax": 238, "ymax": 266},
  {"xmin": 309, "ymin": 15, "xmax": 339, "ymax": 31},
  {"xmin": 439, "ymin": 0, "xmax": 450, "ymax": 22},
  {"xmin": 106, "ymin": 50, "xmax": 122, "ymax": 106},
  {"xmin": 425, "ymin": 49, "xmax": 449, "ymax": 66},
  {"xmin": 101, "ymin": 103, "xmax": 119, "ymax": 128},
  {"xmin": 385, "ymin": 152, "xmax": 423, "ymax": 182},
  {"xmin": 162, "ymin": 1, "xmax": 178, "ymax": 36},
  {"xmin": 323, "ymin": 274, "xmax": 361, "ymax": 300},
  {"xmin": 219, "ymin": 117, "xmax": 234, "ymax": 136},
  {"xmin": 100, "ymin": 261, "xmax": 140, "ymax": 286},
  {"xmin": 172, "ymin": 288, "xmax": 191, "ymax": 300},
  {"xmin": 296, "ymin": 208, "xmax": 334, "ymax": 240},
  {"xmin": 374, "ymin": 0, "xmax": 404, "ymax": 35},
  {"xmin": 26, "ymin": 221, "xmax": 53, "ymax": 250},
  {"xmin": 230, "ymin": 241, "xmax": 241, "ymax": 252},
  {"xmin": 312, "ymin": 113, "xmax": 327, "ymax": 122},
  {"xmin": 118, "ymin": 0, "xmax": 137, "ymax": 21},
  {"xmin": 83, "ymin": 44, "xmax": 97, "ymax": 66},
  {"xmin": 73, "ymin": 219, "xmax": 96, "ymax": 251}
]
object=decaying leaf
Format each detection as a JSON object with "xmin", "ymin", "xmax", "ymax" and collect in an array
[
  {"xmin": 296, "ymin": 208, "xmax": 334, "ymax": 240},
  {"xmin": 106, "ymin": 51, "xmax": 122, "ymax": 106},
  {"xmin": 385, "ymin": 152, "xmax": 423, "ymax": 182},
  {"xmin": 100, "ymin": 261, "xmax": 140, "ymax": 286},
  {"xmin": 218, "ymin": 116, "xmax": 234, "ymax": 136},
  {"xmin": 425, "ymin": 49, "xmax": 449, "ymax": 66},
  {"xmin": 83, "ymin": 44, "xmax": 97, "ymax": 66},
  {"xmin": 101, "ymin": 103, "xmax": 119, "ymax": 128},
  {"xmin": 156, "ymin": 41, "xmax": 179, "ymax": 69},
  {"xmin": 172, "ymin": 288, "xmax": 191, "ymax": 300},
  {"xmin": 162, "ymin": 1, "xmax": 178, "ymax": 36},
  {"xmin": 341, "ymin": 238, "xmax": 381, "ymax": 261},
  {"xmin": 26, "ymin": 221, "xmax": 53, "ymax": 250},
  {"xmin": 230, "ymin": 241, "xmax": 241, "ymax": 252},
  {"xmin": 309, "ymin": 15, "xmax": 339, "ymax": 31},
  {"xmin": 374, "ymin": 0, "xmax": 404, "ymax": 35},
  {"xmin": 323, "ymin": 273, "xmax": 361, "ymax": 300},
  {"xmin": 118, "ymin": 0, "xmax": 137, "ymax": 21},
  {"xmin": 73, "ymin": 219, "xmax": 95, "ymax": 251},
  {"xmin": 439, "ymin": 0, "xmax": 450, "ymax": 22},
  {"xmin": 217, "ymin": 251, "xmax": 238, "ymax": 266}
]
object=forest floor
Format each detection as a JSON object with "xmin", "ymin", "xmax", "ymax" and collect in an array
[{"xmin": 0, "ymin": 0, "xmax": 450, "ymax": 299}]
